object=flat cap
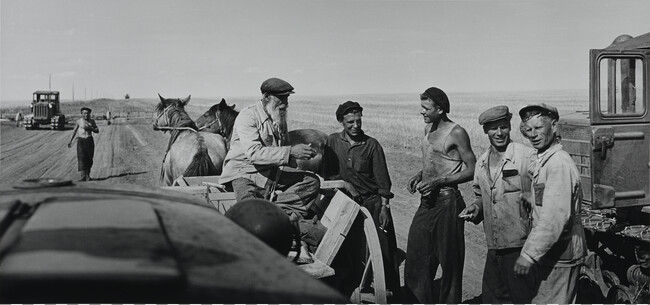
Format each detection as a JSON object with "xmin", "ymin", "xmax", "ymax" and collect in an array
[
  {"xmin": 80, "ymin": 107, "xmax": 92, "ymax": 113},
  {"xmin": 478, "ymin": 105, "xmax": 511, "ymax": 125},
  {"xmin": 519, "ymin": 103, "xmax": 559, "ymax": 121},
  {"xmin": 336, "ymin": 101, "xmax": 363, "ymax": 121},
  {"xmin": 420, "ymin": 87, "xmax": 449, "ymax": 113},
  {"xmin": 260, "ymin": 77, "xmax": 295, "ymax": 96}
]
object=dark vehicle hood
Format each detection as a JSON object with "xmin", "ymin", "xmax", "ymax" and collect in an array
[{"xmin": 0, "ymin": 181, "xmax": 345, "ymax": 303}]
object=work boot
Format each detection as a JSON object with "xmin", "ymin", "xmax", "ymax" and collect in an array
[
  {"xmin": 85, "ymin": 170, "xmax": 92, "ymax": 181},
  {"xmin": 78, "ymin": 171, "xmax": 86, "ymax": 181}
]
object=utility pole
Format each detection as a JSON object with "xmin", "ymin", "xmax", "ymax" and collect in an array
[
  {"xmin": 49, "ymin": 74, "xmax": 51, "ymax": 90},
  {"xmin": 72, "ymin": 81, "xmax": 75, "ymax": 102}
]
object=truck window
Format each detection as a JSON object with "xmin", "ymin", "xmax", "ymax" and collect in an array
[{"xmin": 599, "ymin": 57, "xmax": 645, "ymax": 116}]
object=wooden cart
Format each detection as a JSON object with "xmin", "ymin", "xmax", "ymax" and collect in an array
[{"xmin": 162, "ymin": 175, "xmax": 390, "ymax": 303}]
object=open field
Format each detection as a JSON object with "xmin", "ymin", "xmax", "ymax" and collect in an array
[{"xmin": 0, "ymin": 89, "xmax": 589, "ymax": 302}]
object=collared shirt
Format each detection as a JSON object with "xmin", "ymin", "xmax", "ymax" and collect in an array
[
  {"xmin": 472, "ymin": 141, "xmax": 535, "ymax": 250},
  {"xmin": 219, "ymin": 101, "xmax": 290, "ymax": 186},
  {"xmin": 521, "ymin": 144, "xmax": 587, "ymax": 266},
  {"xmin": 324, "ymin": 131, "xmax": 393, "ymax": 199}
]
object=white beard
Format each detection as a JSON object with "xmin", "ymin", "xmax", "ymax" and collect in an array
[{"xmin": 265, "ymin": 102, "xmax": 288, "ymax": 139}]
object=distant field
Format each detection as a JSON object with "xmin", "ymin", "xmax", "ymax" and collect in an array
[
  {"xmin": 282, "ymin": 90, "xmax": 589, "ymax": 155},
  {"xmin": 2, "ymin": 90, "xmax": 589, "ymax": 152}
]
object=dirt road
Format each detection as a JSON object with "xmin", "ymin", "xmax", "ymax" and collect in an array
[{"xmin": 0, "ymin": 108, "xmax": 486, "ymax": 302}]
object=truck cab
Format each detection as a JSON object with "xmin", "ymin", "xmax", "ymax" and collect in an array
[
  {"xmin": 558, "ymin": 33, "xmax": 649, "ymax": 303},
  {"xmin": 23, "ymin": 90, "xmax": 66, "ymax": 130}
]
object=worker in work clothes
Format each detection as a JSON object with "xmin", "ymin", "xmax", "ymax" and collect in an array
[
  {"xmin": 323, "ymin": 101, "xmax": 400, "ymax": 301},
  {"xmin": 68, "ymin": 107, "xmax": 99, "ymax": 181},
  {"xmin": 515, "ymin": 103, "xmax": 587, "ymax": 303},
  {"xmin": 15, "ymin": 112, "xmax": 23, "ymax": 127},
  {"xmin": 460, "ymin": 105, "xmax": 536, "ymax": 303},
  {"xmin": 404, "ymin": 87, "xmax": 477, "ymax": 303}
]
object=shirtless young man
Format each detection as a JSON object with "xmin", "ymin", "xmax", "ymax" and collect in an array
[
  {"xmin": 68, "ymin": 107, "xmax": 99, "ymax": 181},
  {"xmin": 404, "ymin": 87, "xmax": 476, "ymax": 303}
]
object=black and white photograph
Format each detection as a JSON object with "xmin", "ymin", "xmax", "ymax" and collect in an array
[{"xmin": 1, "ymin": 0, "xmax": 649, "ymax": 303}]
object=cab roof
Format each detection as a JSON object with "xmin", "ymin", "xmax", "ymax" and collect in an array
[
  {"xmin": 33, "ymin": 91, "xmax": 60, "ymax": 95},
  {"xmin": 604, "ymin": 32, "xmax": 650, "ymax": 51}
]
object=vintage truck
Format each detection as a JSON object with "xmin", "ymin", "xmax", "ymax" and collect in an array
[
  {"xmin": 558, "ymin": 32, "xmax": 649, "ymax": 303},
  {"xmin": 23, "ymin": 90, "xmax": 66, "ymax": 130}
]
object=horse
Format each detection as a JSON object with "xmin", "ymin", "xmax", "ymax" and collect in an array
[
  {"xmin": 194, "ymin": 103, "xmax": 328, "ymax": 176},
  {"xmin": 154, "ymin": 94, "xmax": 231, "ymax": 186},
  {"xmin": 194, "ymin": 98, "xmax": 239, "ymax": 145}
]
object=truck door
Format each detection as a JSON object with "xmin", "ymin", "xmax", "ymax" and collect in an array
[{"xmin": 590, "ymin": 53, "xmax": 649, "ymax": 209}]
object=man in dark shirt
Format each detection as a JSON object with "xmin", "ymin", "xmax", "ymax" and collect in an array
[{"xmin": 323, "ymin": 101, "xmax": 400, "ymax": 300}]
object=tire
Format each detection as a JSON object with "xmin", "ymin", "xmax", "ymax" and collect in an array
[{"xmin": 58, "ymin": 115, "xmax": 66, "ymax": 130}]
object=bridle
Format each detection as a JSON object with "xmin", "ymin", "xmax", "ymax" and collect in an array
[
  {"xmin": 197, "ymin": 113, "xmax": 223, "ymax": 134},
  {"xmin": 154, "ymin": 104, "xmax": 174, "ymax": 125},
  {"xmin": 154, "ymin": 104, "xmax": 198, "ymax": 132},
  {"xmin": 154, "ymin": 103, "xmax": 224, "ymax": 134}
]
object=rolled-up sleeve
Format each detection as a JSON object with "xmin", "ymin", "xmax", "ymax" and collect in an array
[
  {"xmin": 372, "ymin": 143, "xmax": 393, "ymax": 199},
  {"xmin": 237, "ymin": 111, "xmax": 290, "ymax": 166},
  {"xmin": 521, "ymin": 160, "xmax": 572, "ymax": 262}
]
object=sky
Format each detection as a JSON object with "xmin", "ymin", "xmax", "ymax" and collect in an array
[{"xmin": 1, "ymin": 0, "xmax": 649, "ymax": 105}]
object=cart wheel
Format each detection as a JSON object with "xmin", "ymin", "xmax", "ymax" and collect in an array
[{"xmin": 349, "ymin": 207, "xmax": 389, "ymax": 304}]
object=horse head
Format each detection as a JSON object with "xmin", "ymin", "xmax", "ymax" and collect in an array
[
  {"xmin": 154, "ymin": 94, "xmax": 193, "ymax": 131},
  {"xmin": 195, "ymin": 98, "xmax": 239, "ymax": 140}
]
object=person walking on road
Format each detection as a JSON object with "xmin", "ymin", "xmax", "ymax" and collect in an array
[
  {"xmin": 459, "ymin": 105, "xmax": 536, "ymax": 303},
  {"xmin": 15, "ymin": 112, "xmax": 23, "ymax": 127},
  {"xmin": 515, "ymin": 103, "xmax": 587, "ymax": 303},
  {"xmin": 323, "ymin": 101, "xmax": 400, "ymax": 301},
  {"xmin": 404, "ymin": 87, "xmax": 477, "ymax": 303},
  {"xmin": 68, "ymin": 107, "xmax": 99, "ymax": 181}
]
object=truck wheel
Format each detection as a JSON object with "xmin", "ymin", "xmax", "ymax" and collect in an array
[{"xmin": 59, "ymin": 115, "xmax": 66, "ymax": 130}]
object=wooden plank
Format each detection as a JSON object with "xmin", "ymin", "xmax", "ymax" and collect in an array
[
  {"xmin": 314, "ymin": 191, "xmax": 360, "ymax": 265},
  {"xmin": 182, "ymin": 175, "xmax": 221, "ymax": 186},
  {"xmin": 320, "ymin": 180, "xmax": 348, "ymax": 190},
  {"xmin": 172, "ymin": 176, "xmax": 189, "ymax": 186},
  {"xmin": 160, "ymin": 185, "xmax": 209, "ymax": 194},
  {"xmin": 203, "ymin": 181, "xmax": 228, "ymax": 192},
  {"xmin": 207, "ymin": 192, "xmax": 236, "ymax": 200}
]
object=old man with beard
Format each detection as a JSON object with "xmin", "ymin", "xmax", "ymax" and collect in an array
[{"xmin": 220, "ymin": 78, "xmax": 322, "ymax": 233}]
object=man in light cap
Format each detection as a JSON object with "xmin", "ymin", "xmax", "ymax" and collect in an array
[
  {"xmin": 515, "ymin": 103, "xmax": 586, "ymax": 303},
  {"xmin": 404, "ymin": 86, "xmax": 476, "ymax": 303},
  {"xmin": 220, "ymin": 78, "xmax": 321, "ymax": 229},
  {"xmin": 459, "ymin": 105, "xmax": 536, "ymax": 303}
]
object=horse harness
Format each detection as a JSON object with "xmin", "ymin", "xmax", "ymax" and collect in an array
[{"xmin": 155, "ymin": 104, "xmax": 224, "ymax": 134}]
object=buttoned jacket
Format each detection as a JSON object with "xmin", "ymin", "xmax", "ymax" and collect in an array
[
  {"xmin": 219, "ymin": 101, "xmax": 290, "ymax": 187},
  {"xmin": 472, "ymin": 141, "xmax": 535, "ymax": 249},
  {"xmin": 520, "ymin": 144, "xmax": 587, "ymax": 266}
]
